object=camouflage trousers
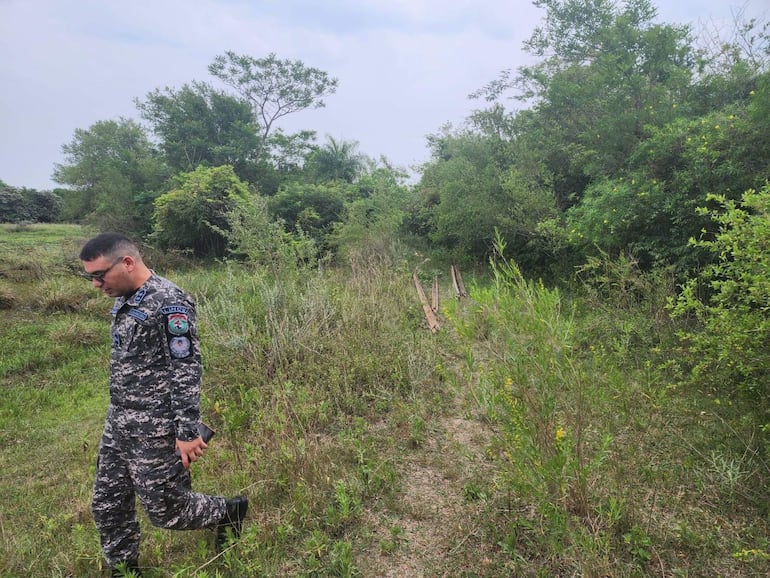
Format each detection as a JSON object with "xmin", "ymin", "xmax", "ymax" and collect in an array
[{"xmin": 91, "ymin": 418, "xmax": 227, "ymax": 566}]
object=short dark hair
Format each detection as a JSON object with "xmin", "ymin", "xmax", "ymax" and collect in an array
[{"xmin": 79, "ymin": 233, "xmax": 141, "ymax": 262}]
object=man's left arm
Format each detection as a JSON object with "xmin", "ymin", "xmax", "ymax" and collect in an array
[{"xmin": 161, "ymin": 298, "xmax": 205, "ymax": 467}]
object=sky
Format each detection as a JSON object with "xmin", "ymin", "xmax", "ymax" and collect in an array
[{"xmin": 0, "ymin": 0, "xmax": 766, "ymax": 191}]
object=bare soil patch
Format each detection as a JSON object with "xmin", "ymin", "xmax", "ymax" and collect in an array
[{"xmin": 357, "ymin": 403, "xmax": 498, "ymax": 577}]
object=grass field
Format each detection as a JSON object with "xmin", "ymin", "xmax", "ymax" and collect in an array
[{"xmin": 1, "ymin": 223, "xmax": 769, "ymax": 577}]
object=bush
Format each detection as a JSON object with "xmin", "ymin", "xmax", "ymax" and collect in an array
[
  {"xmin": 151, "ymin": 165, "xmax": 249, "ymax": 257},
  {"xmin": 672, "ymin": 184, "xmax": 770, "ymax": 404}
]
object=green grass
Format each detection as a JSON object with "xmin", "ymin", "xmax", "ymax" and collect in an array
[
  {"xmin": 2, "ymin": 224, "xmax": 770, "ymax": 577},
  {"xmin": 0, "ymin": 225, "xmax": 445, "ymax": 577}
]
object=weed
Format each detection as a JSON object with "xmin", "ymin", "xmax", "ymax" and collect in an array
[{"xmin": 4, "ymin": 225, "xmax": 770, "ymax": 576}]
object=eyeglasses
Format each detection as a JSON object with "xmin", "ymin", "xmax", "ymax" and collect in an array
[{"xmin": 82, "ymin": 256, "xmax": 125, "ymax": 283}]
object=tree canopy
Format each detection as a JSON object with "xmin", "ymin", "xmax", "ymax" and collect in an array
[
  {"xmin": 209, "ymin": 51, "xmax": 339, "ymax": 163},
  {"xmin": 136, "ymin": 81, "xmax": 260, "ymax": 178},
  {"xmin": 52, "ymin": 118, "xmax": 167, "ymax": 233}
]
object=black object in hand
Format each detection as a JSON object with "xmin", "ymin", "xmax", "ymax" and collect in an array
[{"xmin": 198, "ymin": 422, "xmax": 216, "ymax": 443}]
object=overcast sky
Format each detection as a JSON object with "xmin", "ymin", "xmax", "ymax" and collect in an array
[{"xmin": 0, "ymin": 0, "xmax": 766, "ymax": 191}]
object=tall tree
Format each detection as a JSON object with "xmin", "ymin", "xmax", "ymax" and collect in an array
[
  {"xmin": 474, "ymin": 0, "xmax": 693, "ymax": 208},
  {"xmin": 136, "ymin": 82, "xmax": 260, "ymax": 178},
  {"xmin": 208, "ymin": 51, "xmax": 339, "ymax": 162},
  {"xmin": 52, "ymin": 119, "xmax": 167, "ymax": 234},
  {"xmin": 305, "ymin": 136, "xmax": 364, "ymax": 183},
  {"xmin": 419, "ymin": 128, "xmax": 557, "ymax": 267}
]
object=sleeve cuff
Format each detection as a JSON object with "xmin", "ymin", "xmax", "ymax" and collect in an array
[{"xmin": 176, "ymin": 422, "xmax": 200, "ymax": 441}]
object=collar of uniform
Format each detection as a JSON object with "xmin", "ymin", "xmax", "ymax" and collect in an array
[{"xmin": 112, "ymin": 273, "xmax": 158, "ymax": 313}]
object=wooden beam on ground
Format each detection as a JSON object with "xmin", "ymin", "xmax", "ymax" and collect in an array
[
  {"xmin": 451, "ymin": 264, "xmax": 468, "ymax": 298},
  {"xmin": 431, "ymin": 275, "xmax": 439, "ymax": 312},
  {"xmin": 413, "ymin": 271, "xmax": 441, "ymax": 333}
]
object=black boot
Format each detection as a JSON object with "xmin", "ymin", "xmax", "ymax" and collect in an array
[
  {"xmin": 111, "ymin": 559, "xmax": 142, "ymax": 577},
  {"xmin": 216, "ymin": 495, "xmax": 249, "ymax": 549}
]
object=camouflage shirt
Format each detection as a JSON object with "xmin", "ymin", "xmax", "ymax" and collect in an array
[{"xmin": 107, "ymin": 272, "xmax": 202, "ymax": 441}]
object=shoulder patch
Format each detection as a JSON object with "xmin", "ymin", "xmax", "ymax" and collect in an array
[
  {"xmin": 169, "ymin": 336, "xmax": 192, "ymax": 358},
  {"xmin": 161, "ymin": 305, "xmax": 190, "ymax": 315},
  {"xmin": 166, "ymin": 312, "xmax": 189, "ymax": 335}
]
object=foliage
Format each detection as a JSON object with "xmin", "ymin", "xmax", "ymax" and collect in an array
[
  {"xmin": 267, "ymin": 129, "xmax": 317, "ymax": 180},
  {"xmin": 672, "ymin": 185, "xmax": 770, "ymax": 405},
  {"xmin": 416, "ymin": 1, "xmax": 769, "ymax": 277},
  {"xmin": 566, "ymin": 175, "xmax": 686, "ymax": 267},
  {"xmin": 52, "ymin": 118, "xmax": 168, "ymax": 235},
  {"xmin": 209, "ymin": 51, "xmax": 339, "ymax": 163},
  {"xmin": 304, "ymin": 136, "xmax": 365, "ymax": 183},
  {"xmin": 216, "ymin": 193, "xmax": 317, "ymax": 269},
  {"xmin": 151, "ymin": 165, "xmax": 250, "ymax": 257},
  {"xmin": 511, "ymin": 0, "xmax": 692, "ymax": 200},
  {"xmin": 268, "ymin": 181, "xmax": 352, "ymax": 248},
  {"xmin": 0, "ymin": 180, "xmax": 62, "ymax": 223},
  {"xmin": 136, "ymin": 81, "xmax": 260, "ymax": 179},
  {"xmin": 418, "ymin": 129, "xmax": 558, "ymax": 269},
  {"xmin": 330, "ymin": 165, "xmax": 411, "ymax": 264},
  {"xmin": 565, "ymin": 81, "xmax": 770, "ymax": 272},
  {"xmin": 691, "ymin": 11, "xmax": 770, "ymax": 111}
]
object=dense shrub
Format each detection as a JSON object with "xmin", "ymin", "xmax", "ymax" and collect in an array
[{"xmin": 672, "ymin": 184, "xmax": 770, "ymax": 405}]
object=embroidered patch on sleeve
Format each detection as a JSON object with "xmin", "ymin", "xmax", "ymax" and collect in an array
[
  {"xmin": 169, "ymin": 336, "xmax": 192, "ymax": 358},
  {"xmin": 167, "ymin": 313, "xmax": 189, "ymax": 335},
  {"xmin": 161, "ymin": 305, "xmax": 190, "ymax": 315}
]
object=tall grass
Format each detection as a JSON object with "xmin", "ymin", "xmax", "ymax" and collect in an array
[
  {"xmin": 0, "ymin": 225, "xmax": 445, "ymax": 577},
  {"xmin": 3, "ymin": 225, "xmax": 770, "ymax": 576},
  {"xmin": 444, "ymin": 236, "xmax": 770, "ymax": 576}
]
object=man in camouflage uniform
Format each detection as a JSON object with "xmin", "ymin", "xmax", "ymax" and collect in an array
[{"xmin": 80, "ymin": 233, "xmax": 248, "ymax": 577}]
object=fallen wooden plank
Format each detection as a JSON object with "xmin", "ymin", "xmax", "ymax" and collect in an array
[{"xmin": 413, "ymin": 271, "xmax": 441, "ymax": 333}]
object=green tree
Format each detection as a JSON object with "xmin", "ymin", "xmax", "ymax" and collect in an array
[
  {"xmin": 417, "ymin": 126, "xmax": 557, "ymax": 268},
  {"xmin": 0, "ymin": 181, "xmax": 63, "ymax": 223},
  {"xmin": 305, "ymin": 136, "xmax": 365, "ymax": 183},
  {"xmin": 209, "ymin": 51, "xmax": 338, "ymax": 163},
  {"xmin": 27, "ymin": 189, "xmax": 63, "ymax": 222},
  {"xmin": 268, "ymin": 181, "xmax": 351, "ymax": 247},
  {"xmin": 331, "ymin": 163, "xmax": 411, "ymax": 261},
  {"xmin": 475, "ymin": 0, "xmax": 693, "ymax": 207},
  {"xmin": 269, "ymin": 129, "xmax": 318, "ymax": 177},
  {"xmin": 690, "ymin": 10, "xmax": 769, "ymax": 113},
  {"xmin": 52, "ymin": 119, "xmax": 167, "ymax": 234},
  {"xmin": 136, "ymin": 82, "xmax": 260, "ymax": 178},
  {"xmin": 0, "ymin": 181, "xmax": 31, "ymax": 222},
  {"xmin": 151, "ymin": 165, "xmax": 250, "ymax": 257},
  {"xmin": 219, "ymin": 193, "xmax": 317, "ymax": 269}
]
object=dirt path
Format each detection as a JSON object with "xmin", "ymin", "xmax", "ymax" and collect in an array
[{"xmin": 357, "ymin": 398, "xmax": 497, "ymax": 577}]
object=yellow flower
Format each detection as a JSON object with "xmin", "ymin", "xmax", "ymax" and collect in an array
[
  {"xmin": 555, "ymin": 427, "xmax": 566, "ymax": 442},
  {"xmin": 505, "ymin": 376, "xmax": 513, "ymax": 387}
]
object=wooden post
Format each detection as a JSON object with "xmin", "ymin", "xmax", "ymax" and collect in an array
[
  {"xmin": 431, "ymin": 275, "xmax": 439, "ymax": 312},
  {"xmin": 451, "ymin": 265, "xmax": 467, "ymax": 298},
  {"xmin": 413, "ymin": 271, "xmax": 440, "ymax": 333}
]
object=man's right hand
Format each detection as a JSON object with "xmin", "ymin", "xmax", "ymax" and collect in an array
[{"xmin": 176, "ymin": 437, "xmax": 208, "ymax": 469}]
